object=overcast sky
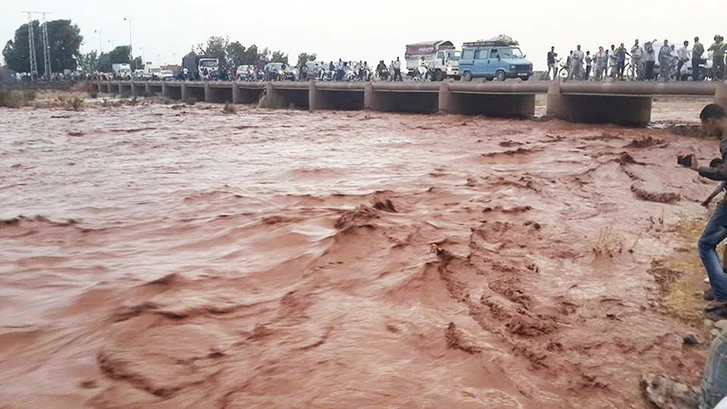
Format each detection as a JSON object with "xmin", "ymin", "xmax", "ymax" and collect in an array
[{"xmin": 2, "ymin": 0, "xmax": 725, "ymax": 71}]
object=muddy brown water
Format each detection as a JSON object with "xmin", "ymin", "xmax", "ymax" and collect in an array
[{"xmin": 0, "ymin": 100, "xmax": 720, "ymax": 408}]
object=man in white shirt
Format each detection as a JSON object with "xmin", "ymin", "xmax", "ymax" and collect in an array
[
  {"xmin": 392, "ymin": 57, "xmax": 402, "ymax": 82},
  {"xmin": 631, "ymin": 40, "xmax": 644, "ymax": 80},
  {"xmin": 677, "ymin": 40, "xmax": 691, "ymax": 81},
  {"xmin": 568, "ymin": 45, "xmax": 585, "ymax": 80}
]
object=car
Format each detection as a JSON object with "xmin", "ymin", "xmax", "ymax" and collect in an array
[
  {"xmin": 236, "ymin": 65, "xmax": 253, "ymax": 81},
  {"xmin": 133, "ymin": 69, "xmax": 150, "ymax": 80},
  {"xmin": 159, "ymin": 70, "xmax": 174, "ymax": 81},
  {"xmin": 299, "ymin": 62, "xmax": 322, "ymax": 81},
  {"xmin": 264, "ymin": 62, "xmax": 295, "ymax": 81},
  {"xmin": 458, "ymin": 37, "xmax": 533, "ymax": 82}
]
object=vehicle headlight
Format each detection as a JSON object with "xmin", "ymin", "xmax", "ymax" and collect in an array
[
  {"xmin": 510, "ymin": 65, "xmax": 516, "ymax": 71},
  {"xmin": 279, "ymin": 70, "xmax": 284, "ymax": 75}
]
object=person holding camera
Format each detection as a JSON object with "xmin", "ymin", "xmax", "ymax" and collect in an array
[{"xmin": 681, "ymin": 104, "xmax": 727, "ymax": 312}]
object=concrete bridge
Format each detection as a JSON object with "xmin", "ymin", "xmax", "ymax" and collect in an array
[{"xmin": 97, "ymin": 80, "xmax": 727, "ymax": 126}]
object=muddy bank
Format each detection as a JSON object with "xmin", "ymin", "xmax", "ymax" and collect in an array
[{"xmin": 0, "ymin": 101, "xmax": 721, "ymax": 408}]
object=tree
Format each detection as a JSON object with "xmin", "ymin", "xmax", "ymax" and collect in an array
[
  {"xmin": 78, "ymin": 51, "xmax": 98, "ymax": 73},
  {"xmin": 270, "ymin": 50, "xmax": 288, "ymax": 64},
  {"xmin": 2, "ymin": 19, "xmax": 83, "ymax": 74},
  {"xmin": 226, "ymin": 41, "xmax": 246, "ymax": 69},
  {"xmin": 107, "ymin": 46, "xmax": 131, "ymax": 65},
  {"xmin": 132, "ymin": 56, "xmax": 143, "ymax": 70},
  {"xmin": 296, "ymin": 53, "xmax": 317, "ymax": 68},
  {"xmin": 95, "ymin": 46, "xmax": 131, "ymax": 73},
  {"xmin": 198, "ymin": 36, "xmax": 230, "ymax": 71}
]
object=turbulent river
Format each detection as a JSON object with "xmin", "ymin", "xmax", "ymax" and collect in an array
[{"xmin": 0, "ymin": 99, "xmax": 718, "ymax": 408}]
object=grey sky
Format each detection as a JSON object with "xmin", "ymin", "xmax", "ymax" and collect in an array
[{"xmin": 2, "ymin": 0, "xmax": 725, "ymax": 71}]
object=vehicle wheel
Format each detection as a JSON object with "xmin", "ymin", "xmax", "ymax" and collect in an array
[
  {"xmin": 433, "ymin": 70, "xmax": 445, "ymax": 82},
  {"xmin": 495, "ymin": 71, "xmax": 506, "ymax": 82},
  {"xmin": 521, "ymin": 76, "xmax": 530, "ymax": 81},
  {"xmin": 485, "ymin": 76, "xmax": 494, "ymax": 82},
  {"xmin": 462, "ymin": 71, "xmax": 473, "ymax": 82}
]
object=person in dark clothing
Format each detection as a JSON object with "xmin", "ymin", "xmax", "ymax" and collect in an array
[
  {"xmin": 644, "ymin": 41, "xmax": 656, "ymax": 80},
  {"xmin": 616, "ymin": 43, "xmax": 630, "ymax": 80},
  {"xmin": 547, "ymin": 46, "xmax": 558, "ymax": 80},
  {"xmin": 585, "ymin": 51, "xmax": 592, "ymax": 80},
  {"xmin": 693, "ymin": 37, "xmax": 705, "ymax": 81}
]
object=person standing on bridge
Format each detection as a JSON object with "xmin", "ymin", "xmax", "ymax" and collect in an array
[
  {"xmin": 568, "ymin": 45, "xmax": 584, "ymax": 80},
  {"xmin": 336, "ymin": 59, "xmax": 345, "ymax": 82},
  {"xmin": 709, "ymin": 35, "xmax": 725, "ymax": 81},
  {"xmin": 608, "ymin": 44, "xmax": 618, "ymax": 79},
  {"xmin": 616, "ymin": 43, "xmax": 630, "ymax": 80},
  {"xmin": 693, "ymin": 37, "xmax": 705, "ymax": 81},
  {"xmin": 644, "ymin": 41, "xmax": 656, "ymax": 81},
  {"xmin": 547, "ymin": 46, "xmax": 558, "ymax": 80},
  {"xmin": 594, "ymin": 46, "xmax": 607, "ymax": 81},
  {"xmin": 393, "ymin": 57, "xmax": 402, "ymax": 82},
  {"xmin": 631, "ymin": 40, "xmax": 644, "ymax": 80},
  {"xmin": 677, "ymin": 41, "xmax": 691, "ymax": 81},
  {"xmin": 658, "ymin": 40, "xmax": 673, "ymax": 81},
  {"xmin": 585, "ymin": 51, "xmax": 593, "ymax": 81}
]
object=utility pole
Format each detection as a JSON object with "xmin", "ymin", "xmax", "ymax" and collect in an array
[
  {"xmin": 22, "ymin": 12, "xmax": 38, "ymax": 80},
  {"xmin": 94, "ymin": 29, "xmax": 103, "ymax": 53},
  {"xmin": 23, "ymin": 11, "xmax": 51, "ymax": 80},
  {"xmin": 39, "ymin": 12, "xmax": 51, "ymax": 80},
  {"xmin": 123, "ymin": 16, "xmax": 133, "ymax": 69}
]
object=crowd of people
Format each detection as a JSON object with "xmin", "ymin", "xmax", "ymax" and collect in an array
[{"xmin": 547, "ymin": 35, "xmax": 726, "ymax": 82}]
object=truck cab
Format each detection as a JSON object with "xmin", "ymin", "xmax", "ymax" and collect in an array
[
  {"xmin": 405, "ymin": 40, "xmax": 461, "ymax": 81},
  {"xmin": 459, "ymin": 37, "xmax": 533, "ymax": 82}
]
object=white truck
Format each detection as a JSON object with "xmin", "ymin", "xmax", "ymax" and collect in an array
[
  {"xmin": 111, "ymin": 63, "xmax": 132, "ymax": 79},
  {"xmin": 405, "ymin": 40, "xmax": 461, "ymax": 81}
]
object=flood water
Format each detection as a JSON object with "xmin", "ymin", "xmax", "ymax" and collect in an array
[{"xmin": 0, "ymin": 100, "xmax": 718, "ymax": 408}]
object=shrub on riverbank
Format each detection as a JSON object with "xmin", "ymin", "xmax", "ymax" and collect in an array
[{"xmin": 0, "ymin": 88, "xmax": 35, "ymax": 108}]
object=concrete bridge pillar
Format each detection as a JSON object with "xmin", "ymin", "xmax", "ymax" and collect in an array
[
  {"xmin": 106, "ymin": 82, "xmax": 112, "ymax": 94},
  {"xmin": 232, "ymin": 82, "xmax": 241, "ymax": 104},
  {"xmin": 265, "ymin": 83, "xmax": 281, "ymax": 106},
  {"xmin": 204, "ymin": 83, "xmax": 211, "ymax": 102},
  {"xmin": 131, "ymin": 81, "xmax": 138, "ymax": 97},
  {"xmin": 146, "ymin": 82, "xmax": 152, "ymax": 96},
  {"xmin": 547, "ymin": 81, "xmax": 652, "ymax": 126},
  {"xmin": 716, "ymin": 83, "xmax": 727, "ymax": 111},
  {"xmin": 162, "ymin": 82, "xmax": 168, "ymax": 98},
  {"xmin": 309, "ymin": 81, "xmax": 318, "ymax": 111},
  {"xmin": 438, "ymin": 82, "xmax": 452, "ymax": 113},
  {"xmin": 181, "ymin": 83, "xmax": 189, "ymax": 101},
  {"xmin": 363, "ymin": 83, "xmax": 380, "ymax": 111}
]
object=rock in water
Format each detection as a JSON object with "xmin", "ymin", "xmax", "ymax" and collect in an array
[
  {"xmin": 641, "ymin": 374, "xmax": 700, "ymax": 409},
  {"xmin": 682, "ymin": 334, "xmax": 700, "ymax": 346},
  {"xmin": 714, "ymin": 320, "xmax": 727, "ymax": 331}
]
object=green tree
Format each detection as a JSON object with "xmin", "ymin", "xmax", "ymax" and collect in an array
[
  {"xmin": 107, "ymin": 45, "xmax": 131, "ymax": 65},
  {"xmin": 271, "ymin": 50, "xmax": 288, "ymax": 64},
  {"xmin": 97, "ymin": 52, "xmax": 111, "ymax": 73},
  {"xmin": 78, "ymin": 50, "xmax": 98, "ymax": 73},
  {"xmin": 2, "ymin": 19, "xmax": 83, "ymax": 74},
  {"xmin": 296, "ymin": 53, "xmax": 317, "ymax": 68},
  {"xmin": 132, "ymin": 56, "xmax": 143, "ymax": 70},
  {"xmin": 197, "ymin": 36, "xmax": 229, "ymax": 71},
  {"xmin": 226, "ymin": 41, "xmax": 246, "ymax": 69},
  {"xmin": 95, "ymin": 46, "xmax": 131, "ymax": 73}
]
